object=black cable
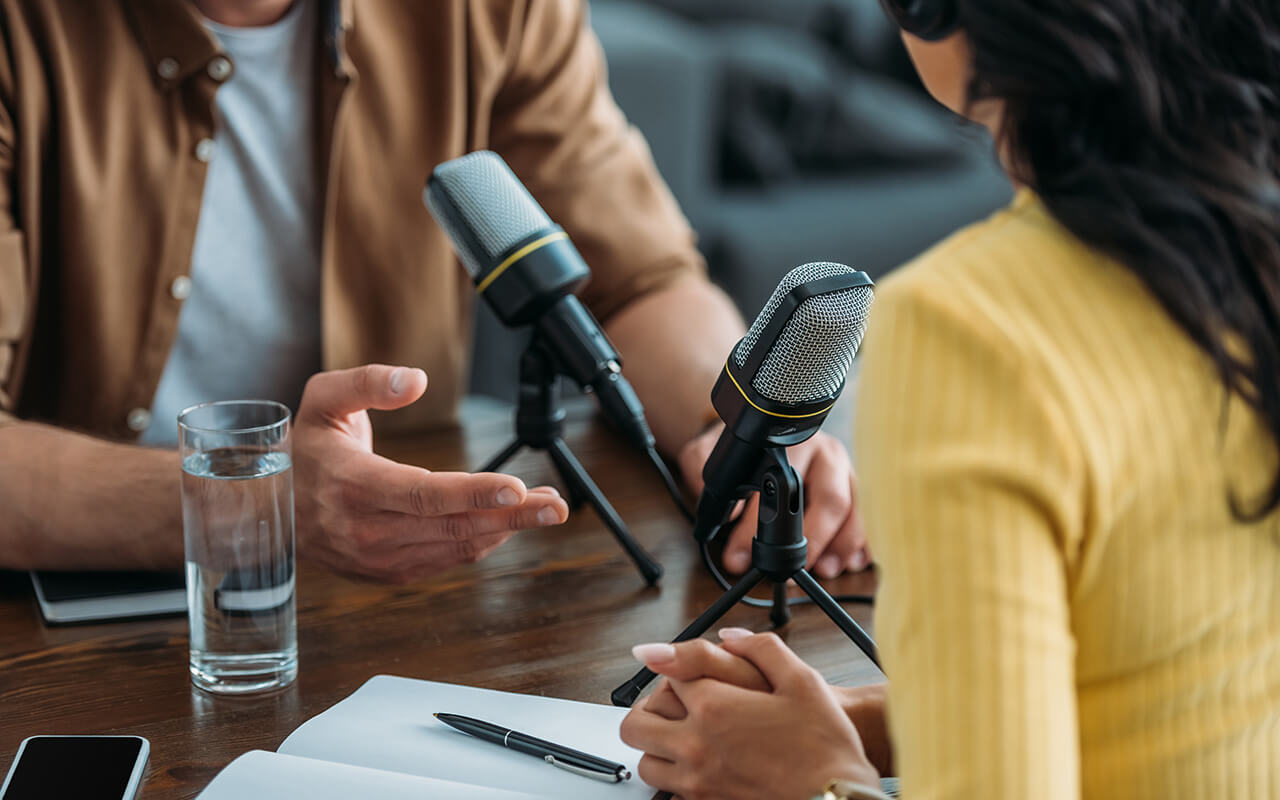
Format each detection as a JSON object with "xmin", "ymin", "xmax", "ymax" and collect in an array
[
  {"xmin": 699, "ymin": 540, "xmax": 875, "ymax": 608},
  {"xmin": 646, "ymin": 447, "xmax": 696, "ymax": 524}
]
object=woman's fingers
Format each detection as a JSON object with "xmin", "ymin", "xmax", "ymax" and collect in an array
[
  {"xmin": 632, "ymin": 636, "xmax": 771, "ymax": 691},
  {"xmin": 619, "ymin": 707, "xmax": 684, "ymax": 762},
  {"xmin": 719, "ymin": 631, "xmax": 817, "ymax": 692}
]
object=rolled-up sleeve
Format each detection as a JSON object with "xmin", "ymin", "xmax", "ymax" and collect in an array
[
  {"xmin": 0, "ymin": 39, "xmax": 27, "ymax": 428},
  {"xmin": 488, "ymin": 0, "xmax": 706, "ymax": 323}
]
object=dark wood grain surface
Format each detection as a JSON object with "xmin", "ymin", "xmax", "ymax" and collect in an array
[{"xmin": 0, "ymin": 401, "xmax": 880, "ymax": 799}]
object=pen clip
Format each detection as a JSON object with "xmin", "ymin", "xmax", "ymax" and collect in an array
[{"xmin": 544, "ymin": 755, "xmax": 629, "ymax": 783}]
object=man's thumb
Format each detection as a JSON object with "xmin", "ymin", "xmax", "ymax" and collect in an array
[{"xmin": 301, "ymin": 365, "xmax": 428, "ymax": 419}]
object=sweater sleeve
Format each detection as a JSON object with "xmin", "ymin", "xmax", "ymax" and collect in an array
[{"xmin": 854, "ymin": 269, "xmax": 1085, "ymax": 800}]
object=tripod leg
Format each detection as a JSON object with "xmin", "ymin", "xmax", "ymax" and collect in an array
[
  {"xmin": 792, "ymin": 569, "xmax": 880, "ymax": 669},
  {"xmin": 770, "ymin": 581, "xmax": 791, "ymax": 629},
  {"xmin": 480, "ymin": 439, "xmax": 524, "ymax": 474},
  {"xmin": 611, "ymin": 568, "xmax": 765, "ymax": 707},
  {"xmin": 547, "ymin": 438, "xmax": 664, "ymax": 587}
]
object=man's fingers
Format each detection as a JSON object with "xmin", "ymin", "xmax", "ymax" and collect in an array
[
  {"xmin": 431, "ymin": 499, "xmax": 569, "ymax": 538},
  {"xmin": 379, "ymin": 531, "xmax": 518, "ymax": 582},
  {"xmin": 677, "ymin": 427, "xmax": 720, "ymax": 497},
  {"xmin": 826, "ymin": 509, "xmax": 867, "ymax": 576},
  {"xmin": 301, "ymin": 365, "xmax": 428, "ymax": 420},
  {"xmin": 719, "ymin": 632, "xmax": 816, "ymax": 692},
  {"xmin": 822, "ymin": 495, "xmax": 869, "ymax": 577},
  {"xmin": 856, "ymin": 538, "xmax": 873, "ymax": 572},
  {"xmin": 631, "ymin": 638, "xmax": 770, "ymax": 691},
  {"xmin": 356, "ymin": 495, "xmax": 569, "ymax": 548},
  {"xmin": 721, "ymin": 494, "xmax": 759, "ymax": 574},
  {"xmin": 835, "ymin": 473, "xmax": 871, "ymax": 573},
  {"xmin": 801, "ymin": 447, "xmax": 857, "ymax": 578},
  {"xmin": 314, "ymin": 475, "xmax": 568, "ymax": 580},
  {"xmin": 351, "ymin": 457, "xmax": 530, "ymax": 517}
]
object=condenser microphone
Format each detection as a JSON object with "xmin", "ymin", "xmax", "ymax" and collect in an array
[
  {"xmin": 694, "ymin": 262, "xmax": 875, "ymax": 543},
  {"xmin": 425, "ymin": 151, "xmax": 653, "ymax": 450}
]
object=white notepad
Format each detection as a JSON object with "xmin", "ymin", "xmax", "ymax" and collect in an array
[{"xmin": 197, "ymin": 675, "xmax": 656, "ymax": 799}]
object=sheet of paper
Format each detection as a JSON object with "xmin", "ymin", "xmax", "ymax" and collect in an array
[
  {"xmin": 196, "ymin": 750, "xmax": 544, "ymax": 800},
  {"xmin": 279, "ymin": 675, "xmax": 656, "ymax": 799}
]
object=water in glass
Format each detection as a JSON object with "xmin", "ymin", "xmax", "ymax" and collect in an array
[{"xmin": 182, "ymin": 446, "xmax": 297, "ymax": 694}]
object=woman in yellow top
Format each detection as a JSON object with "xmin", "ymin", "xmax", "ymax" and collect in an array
[{"xmin": 620, "ymin": 0, "xmax": 1280, "ymax": 798}]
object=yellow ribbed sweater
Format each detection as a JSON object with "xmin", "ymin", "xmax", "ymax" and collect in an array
[{"xmin": 854, "ymin": 190, "xmax": 1280, "ymax": 800}]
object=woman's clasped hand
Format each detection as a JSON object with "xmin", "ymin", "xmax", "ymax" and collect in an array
[{"xmin": 620, "ymin": 629, "xmax": 882, "ymax": 800}]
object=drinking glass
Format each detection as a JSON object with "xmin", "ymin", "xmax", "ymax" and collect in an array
[{"xmin": 178, "ymin": 400, "xmax": 297, "ymax": 694}]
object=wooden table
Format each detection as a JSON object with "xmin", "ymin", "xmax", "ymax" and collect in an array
[{"xmin": 0, "ymin": 401, "xmax": 880, "ymax": 799}]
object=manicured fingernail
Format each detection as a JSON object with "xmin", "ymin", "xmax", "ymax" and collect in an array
[
  {"xmin": 818, "ymin": 555, "xmax": 841, "ymax": 578},
  {"xmin": 537, "ymin": 507, "xmax": 560, "ymax": 525},
  {"xmin": 851, "ymin": 549, "xmax": 868, "ymax": 571},
  {"xmin": 632, "ymin": 643, "xmax": 676, "ymax": 664},
  {"xmin": 724, "ymin": 549, "xmax": 750, "ymax": 573},
  {"xmin": 718, "ymin": 627, "xmax": 754, "ymax": 642},
  {"xmin": 496, "ymin": 488, "xmax": 519, "ymax": 506},
  {"xmin": 389, "ymin": 368, "xmax": 409, "ymax": 395}
]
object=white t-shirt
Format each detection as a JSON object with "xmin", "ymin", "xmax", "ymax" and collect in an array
[{"xmin": 142, "ymin": 0, "xmax": 320, "ymax": 446}]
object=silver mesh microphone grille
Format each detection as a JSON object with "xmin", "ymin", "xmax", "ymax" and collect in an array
[
  {"xmin": 426, "ymin": 151, "xmax": 552, "ymax": 278},
  {"xmin": 733, "ymin": 263, "xmax": 874, "ymax": 405}
]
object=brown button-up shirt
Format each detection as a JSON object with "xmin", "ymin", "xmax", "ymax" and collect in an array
[{"xmin": 0, "ymin": 0, "xmax": 703, "ymax": 438}]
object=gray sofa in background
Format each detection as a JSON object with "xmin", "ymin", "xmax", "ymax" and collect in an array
[{"xmin": 468, "ymin": 0, "xmax": 1012, "ymax": 401}]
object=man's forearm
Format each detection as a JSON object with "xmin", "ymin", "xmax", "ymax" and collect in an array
[
  {"xmin": 605, "ymin": 277, "xmax": 745, "ymax": 454},
  {"xmin": 0, "ymin": 422, "xmax": 184, "ymax": 570}
]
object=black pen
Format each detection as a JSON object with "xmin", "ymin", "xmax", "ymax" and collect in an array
[{"xmin": 434, "ymin": 712, "xmax": 632, "ymax": 784}]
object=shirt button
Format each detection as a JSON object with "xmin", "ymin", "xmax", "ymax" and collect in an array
[
  {"xmin": 126, "ymin": 408, "xmax": 153, "ymax": 433},
  {"xmin": 194, "ymin": 138, "xmax": 216, "ymax": 163},
  {"xmin": 156, "ymin": 58, "xmax": 180, "ymax": 80},
  {"xmin": 170, "ymin": 275, "xmax": 193, "ymax": 301},
  {"xmin": 207, "ymin": 56, "xmax": 233, "ymax": 81}
]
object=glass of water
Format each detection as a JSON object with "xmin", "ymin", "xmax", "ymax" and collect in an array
[{"xmin": 179, "ymin": 400, "xmax": 297, "ymax": 695}]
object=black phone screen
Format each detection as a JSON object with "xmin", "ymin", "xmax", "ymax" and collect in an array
[{"xmin": 2, "ymin": 737, "xmax": 144, "ymax": 800}]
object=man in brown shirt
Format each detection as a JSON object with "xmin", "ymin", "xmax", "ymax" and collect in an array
[{"xmin": 0, "ymin": 0, "xmax": 866, "ymax": 582}]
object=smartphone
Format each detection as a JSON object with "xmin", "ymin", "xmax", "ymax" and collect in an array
[
  {"xmin": 0, "ymin": 736, "xmax": 149, "ymax": 800},
  {"xmin": 29, "ymin": 571, "xmax": 187, "ymax": 625}
]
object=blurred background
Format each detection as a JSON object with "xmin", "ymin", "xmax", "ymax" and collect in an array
[{"xmin": 469, "ymin": 0, "xmax": 1013, "ymax": 401}]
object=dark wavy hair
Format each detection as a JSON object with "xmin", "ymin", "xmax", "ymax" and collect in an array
[{"xmin": 958, "ymin": 0, "xmax": 1280, "ymax": 517}]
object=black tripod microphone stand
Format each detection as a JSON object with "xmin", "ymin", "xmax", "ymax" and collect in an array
[
  {"xmin": 481, "ymin": 337, "xmax": 663, "ymax": 586},
  {"xmin": 611, "ymin": 446, "xmax": 878, "ymax": 707}
]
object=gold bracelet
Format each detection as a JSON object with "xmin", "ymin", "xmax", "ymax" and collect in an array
[{"xmin": 812, "ymin": 778, "xmax": 892, "ymax": 800}]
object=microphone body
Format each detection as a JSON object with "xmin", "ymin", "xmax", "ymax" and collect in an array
[
  {"xmin": 425, "ymin": 152, "xmax": 653, "ymax": 450},
  {"xmin": 695, "ymin": 263, "xmax": 875, "ymax": 543},
  {"xmin": 693, "ymin": 433, "xmax": 764, "ymax": 540}
]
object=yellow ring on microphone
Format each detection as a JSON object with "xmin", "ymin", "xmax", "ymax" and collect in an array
[
  {"xmin": 476, "ymin": 231, "xmax": 570, "ymax": 294},
  {"xmin": 724, "ymin": 362, "xmax": 836, "ymax": 419}
]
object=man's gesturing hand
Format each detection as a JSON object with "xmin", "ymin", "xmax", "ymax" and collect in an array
[
  {"xmin": 293, "ymin": 365, "xmax": 569, "ymax": 583},
  {"xmin": 678, "ymin": 424, "xmax": 868, "ymax": 578}
]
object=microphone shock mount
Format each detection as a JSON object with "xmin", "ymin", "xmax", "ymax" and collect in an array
[{"xmin": 610, "ymin": 447, "xmax": 878, "ymax": 707}]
